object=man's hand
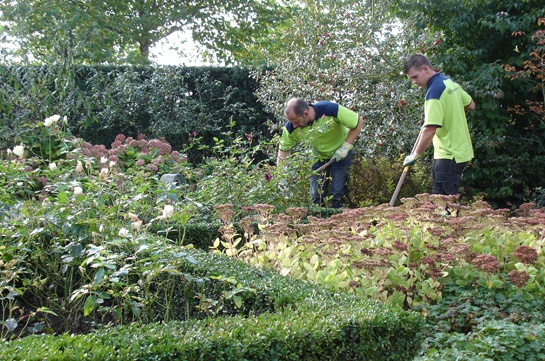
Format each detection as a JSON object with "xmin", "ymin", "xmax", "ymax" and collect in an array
[
  {"xmin": 332, "ymin": 142, "xmax": 353, "ymax": 161},
  {"xmin": 403, "ymin": 153, "xmax": 422, "ymax": 167}
]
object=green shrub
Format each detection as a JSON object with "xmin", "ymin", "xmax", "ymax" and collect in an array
[
  {"xmin": 0, "ymin": 248, "xmax": 424, "ymax": 361},
  {"xmin": 347, "ymin": 155, "xmax": 432, "ymax": 207}
]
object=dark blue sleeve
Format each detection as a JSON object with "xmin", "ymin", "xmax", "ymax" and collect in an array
[
  {"xmin": 312, "ymin": 101, "xmax": 339, "ymax": 119},
  {"xmin": 426, "ymin": 75, "xmax": 447, "ymax": 101},
  {"xmin": 284, "ymin": 121, "xmax": 296, "ymax": 134}
]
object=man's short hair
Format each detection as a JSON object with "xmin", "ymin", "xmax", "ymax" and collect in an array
[
  {"xmin": 286, "ymin": 98, "xmax": 309, "ymax": 117},
  {"xmin": 403, "ymin": 54, "xmax": 433, "ymax": 74}
]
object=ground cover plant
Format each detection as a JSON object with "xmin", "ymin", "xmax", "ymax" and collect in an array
[{"xmin": 212, "ymin": 198, "xmax": 545, "ymax": 359}]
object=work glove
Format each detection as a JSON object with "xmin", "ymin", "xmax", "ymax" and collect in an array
[
  {"xmin": 332, "ymin": 142, "xmax": 353, "ymax": 162},
  {"xmin": 403, "ymin": 153, "xmax": 422, "ymax": 167}
]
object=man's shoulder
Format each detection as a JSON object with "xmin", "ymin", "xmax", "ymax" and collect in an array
[
  {"xmin": 313, "ymin": 101, "xmax": 340, "ymax": 118},
  {"xmin": 426, "ymin": 74, "xmax": 449, "ymax": 101}
]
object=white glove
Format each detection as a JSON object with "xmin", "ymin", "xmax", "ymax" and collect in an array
[
  {"xmin": 403, "ymin": 153, "xmax": 422, "ymax": 167},
  {"xmin": 332, "ymin": 142, "xmax": 353, "ymax": 161}
]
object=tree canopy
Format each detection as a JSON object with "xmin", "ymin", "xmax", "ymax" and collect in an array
[{"xmin": 0, "ymin": 0, "xmax": 289, "ymax": 65}]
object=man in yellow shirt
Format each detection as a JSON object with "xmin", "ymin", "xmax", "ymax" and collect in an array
[
  {"xmin": 277, "ymin": 98, "xmax": 364, "ymax": 208},
  {"xmin": 403, "ymin": 54, "xmax": 476, "ymax": 195}
]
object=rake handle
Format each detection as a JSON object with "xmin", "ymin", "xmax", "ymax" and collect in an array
[{"xmin": 307, "ymin": 158, "xmax": 336, "ymax": 179}]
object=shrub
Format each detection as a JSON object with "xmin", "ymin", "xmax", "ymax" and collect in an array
[{"xmin": 347, "ymin": 155, "xmax": 433, "ymax": 207}]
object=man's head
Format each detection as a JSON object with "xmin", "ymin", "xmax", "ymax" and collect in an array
[
  {"xmin": 285, "ymin": 98, "xmax": 313, "ymax": 129},
  {"xmin": 403, "ymin": 54, "xmax": 436, "ymax": 88}
]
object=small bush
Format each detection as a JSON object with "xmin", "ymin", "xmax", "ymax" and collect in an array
[{"xmin": 347, "ymin": 155, "xmax": 432, "ymax": 207}]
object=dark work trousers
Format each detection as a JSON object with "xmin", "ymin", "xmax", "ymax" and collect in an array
[
  {"xmin": 309, "ymin": 150, "xmax": 353, "ymax": 208},
  {"xmin": 431, "ymin": 158, "xmax": 468, "ymax": 195}
]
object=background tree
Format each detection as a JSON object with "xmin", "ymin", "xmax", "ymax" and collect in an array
[{"xmin": 0, "ymin": 0, "xmax": 289, "ymax": 65}]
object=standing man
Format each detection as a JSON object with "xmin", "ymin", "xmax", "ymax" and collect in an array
[
  {"xmin": 402, "ymin": 54, "xmax": 476, "ymax": 195},
  {"xmin": 277, "ymin": 98, "xmax": 364, "ymax": 208}
]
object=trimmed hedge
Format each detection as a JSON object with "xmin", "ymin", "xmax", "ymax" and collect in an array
[
  {"xmin": 0, "ymin": 65, "xmax": 274, "ymax": 162},
  {"xmin": 1, "ymin": 248, "xmax": 424, "ymax": 360}
]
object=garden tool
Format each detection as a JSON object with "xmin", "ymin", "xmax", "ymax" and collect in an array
[
  {"xmin": 389, "ymin": 129, "xmax": 422, "ymax": 207},
  {"xmin": 307, "ymin": 158, "xmax": 336, "ymax": 179}
]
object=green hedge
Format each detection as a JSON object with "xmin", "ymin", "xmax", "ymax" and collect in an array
[
  {"xmin": 1, "ymin": 248, "xmax": 424, "ymax": 360},
  {"xmin": 0, "ymin": 65, "xmax": 274, "ymax": 162}
]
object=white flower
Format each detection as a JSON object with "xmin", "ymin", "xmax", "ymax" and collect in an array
[
  {"xmin": 118, "ymin": 228, "xmax": 129, "ymax": 238},
  {"xmin": 74, "ymin": 186, "xmax": 83, "ymax": 196},
  {"xmin": 99, "ymin": 224, "xmax": 104, "ymax": 233},
  {"xmin": 100, "ymin": 156, "xmax": 108, "ymax": 164},
  {"xmin": 76, "ymin": 160, "xmax": 83, "ymax": 173},
  {"xmin": 85, "ymin": 161, "xmax": 92, "ymax": 169},
  {"xmin": 131, "ymin": 220, "xmax": 142, "ymax": 231},
  {"xmin": 63, "ymin": 116, "xmax": 68, "ymax": 124},
  {"xmin": 49, "ymin": 162, "xmax": 57, "ymax": 171},
  {"xmin": 99, "ymin": 167, "xmax": 109, "ymax": 179},
  {"xmin": 43, "ymin": 117, "xmax": 53, "ymax": 127},
  {"xmin": 109, "ymin": 161, "xmax": 116, "ymax": 168},
  {"xmin": 12, "ymin": 145, "xmax": 25, "ymax": 157},
  {"xmin": 162, "ymin": 205, "xmax": 174, "ymax": 219},
  {"xmin": 128, "ymin": 212, "xmax": 140, "ymax": 222}
]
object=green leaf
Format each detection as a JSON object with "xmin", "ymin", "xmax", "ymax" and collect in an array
[
  {"xmin": 83, "ymin": 295, "xmax": 97, "ymax": 316},
  {"xmin": 94, "ymin": 267, "xmax": 105, "ymax": 284},
  {"xmin": 57, "ymin": 191, "xmax": 68, "ymax": 203}
]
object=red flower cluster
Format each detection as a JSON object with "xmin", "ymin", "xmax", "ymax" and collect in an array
[
  {"xmin": 508, "ymin": 270, "xmax": 530, "ymax": 288},
  {"xmin": 471, "ymin": 254, "xmax": 500, "ymax": 273},
  {"xmin": 512, "ymin": 245, "xmax": 538, "ymax": 265}
]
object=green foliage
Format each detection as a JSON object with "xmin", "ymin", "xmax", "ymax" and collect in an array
[
  {"xmin": 347, "ymin": 155, "xmax": 433, "ymax": 207},
  {"xmin": 391, "ymin": 0, "xmax": 545, "ymax": 208},
  {"xmin": 213, "ymin": 194, "xmax": 545, "ymax": 359},
  {"xmin": 0, "ymin": 65, "xmax": 274, "ymax": 159},
  {"xmin": 2, "ymin": 111, "xmax": 545, "ymax": 358},
  {"xmin": 252, "ymin": 0, "xmax": 429, "ymax": 159},
  {"xmin": 0, "ymin": 0, "xmax": 290, "ymax": 65},
  {"xmin": 0, "ymin": 299, "xmax": 422, "ymax": 360}
]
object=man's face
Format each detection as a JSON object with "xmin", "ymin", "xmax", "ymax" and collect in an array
[
  {"xmin": 406, "ymin": 66, "xmax": 431, "ymax": 88},
  {"xmin": 286, "ymin": 110, "xmax": 311, "ymax": 129}
]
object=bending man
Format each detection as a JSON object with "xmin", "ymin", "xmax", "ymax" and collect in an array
[{"xmin": 277, "ymin": 98, "xmax": 364, "ymax": 208}]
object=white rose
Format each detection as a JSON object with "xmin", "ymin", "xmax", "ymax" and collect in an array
[
  {"xmin": 74, "ymin": 186, "xmax": 83, "ymax": 196},
  {"xmin": 128, "ymin": 212, "xmax": 140, "ymax": 222},
  {"xmin": 43, "ymin": 118, "xmax": 53, "ymax": 127},
  {"xmin": 118, "ymin": 228, "xmax": 129, "ymax": 238},
  {"xmin": 100, "ymin": 156, "xmax": 108, "ymax": 164},
  {"xmin": 131, "ymin": 220, "xmax": 142, "ymax": 231},
  {"xmin": 162, "ymin": 205, "xmax": 174, "ymax": 219},
  {"xmin": 12, "ymin": 145, "xmax": 25, "ymax": 157},
  {"xmin": 76, "ymin": 160, "xmax": 83, "ymax": 173},
  {"xmin": 49, "ymin": 162, "xmax": 57, "ymax": 171},
  {"xmin": 99, "ymin": 167, "xmax": 109, "ymax": 179}
]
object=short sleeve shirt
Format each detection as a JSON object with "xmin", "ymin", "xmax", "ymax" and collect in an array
[
  {"xmin": 424, "ymin": 73, "xmax": 474, "ymax": 163},
  {"xmin": 279, "ymin": 101, "xmax": 359, "ymax": 161}
]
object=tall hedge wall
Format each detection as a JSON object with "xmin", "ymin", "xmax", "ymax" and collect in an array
[{"xmin": 0, "ymin": 65, "xmax": 274, "ymax": 161}]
